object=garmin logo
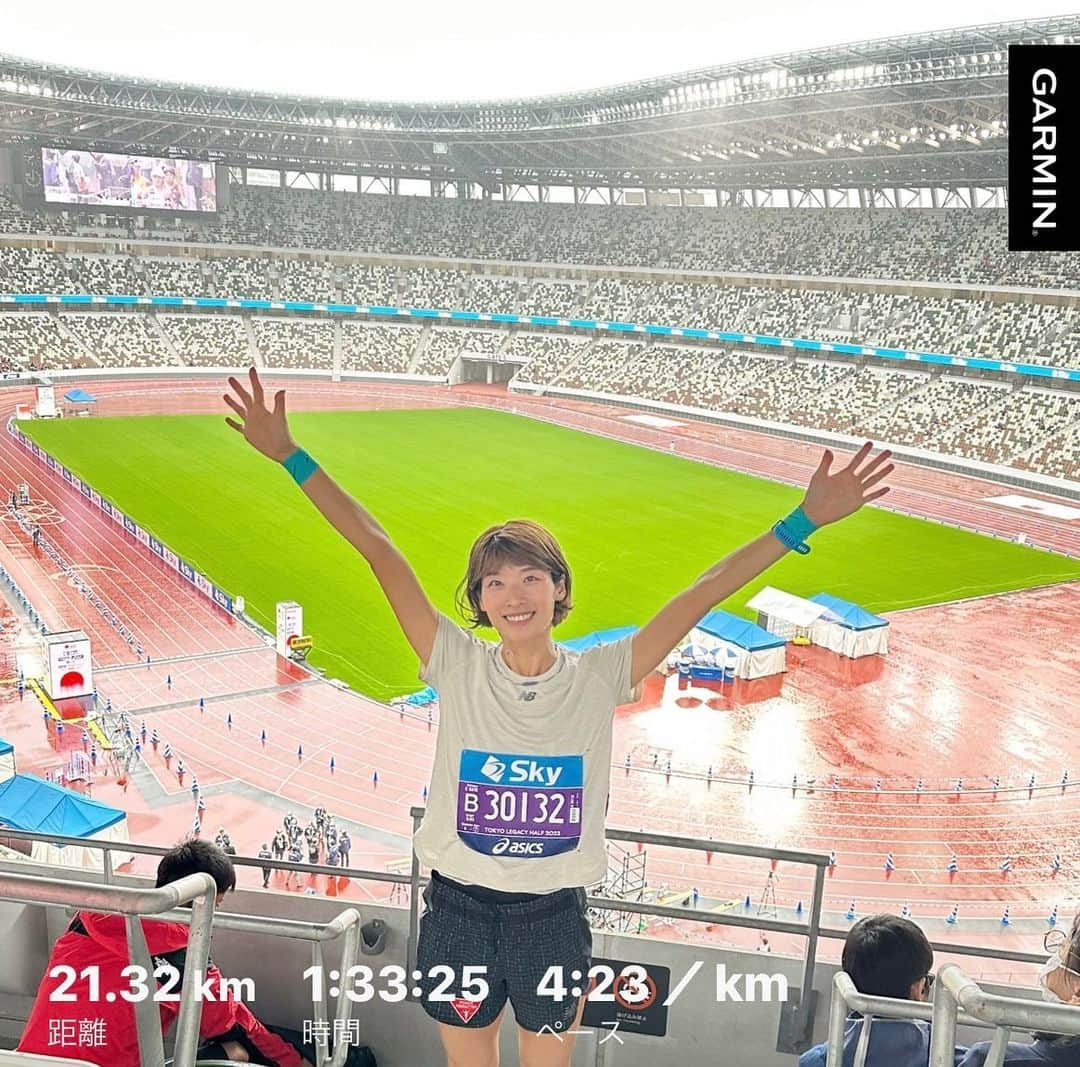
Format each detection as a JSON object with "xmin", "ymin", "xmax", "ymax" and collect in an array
[
  {"xmin": 1031, "ymin": 68, "xmax": 1058, "ymax": 230},
  {"xmin": 1009, "ymin": 45, "xmax": 1079, "ymax": 251}
]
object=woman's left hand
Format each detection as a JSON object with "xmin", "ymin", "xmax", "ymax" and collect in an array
[{"xmin": 800, "ymin": 442, "xmax": 894, "ymax": 528}]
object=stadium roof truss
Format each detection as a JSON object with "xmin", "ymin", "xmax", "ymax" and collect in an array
[{"xmin": 0, "ymin": 16, "xmax": 1076, "ymax": 193}]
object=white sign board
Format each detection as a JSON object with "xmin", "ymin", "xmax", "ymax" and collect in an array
[
  {"xmin": 45, "ymin": 629, "xmax": 93, "ymax": 699},
  {"xmin": 276, "ymin": 601, "xmax": 303, "ymax": 658}
]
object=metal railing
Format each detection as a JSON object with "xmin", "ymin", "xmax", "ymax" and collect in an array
[
  {"xmin": 150, "ymin": 906, "xmax": 362, "ymax": 1067},
  {"xmin": 0, "ymin": 823, "xmax": 1060, "ymax": 1059},
  {"xmin": 0, "ymin": 870, "xmax": 217, "ymax": 1067},
  {"xmin": 0, "ymin": 859, "xmax": 363, "ymax": 1067},
  {"xmin": 825, "ymin": 965, "xmax": 1080, "ymax": 1067},
  {"xmin": 930, "ymin": 964, "xmax": 1080, "ymax": 1067},
  {"xmin": 825, "ymin": 971, "xmax": 985, "ymax": 1065}
]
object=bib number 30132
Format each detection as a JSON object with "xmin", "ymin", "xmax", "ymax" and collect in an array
[{"xmin": 456, "ymin": 750, "xmax": 583, "ymax": 858}]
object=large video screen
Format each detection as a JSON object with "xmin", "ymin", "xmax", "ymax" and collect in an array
[{"xmin": 41, "ymin": 149, "xmax": 217, "ymax": 212}]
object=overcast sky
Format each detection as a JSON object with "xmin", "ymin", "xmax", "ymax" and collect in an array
[{"xmin": 5, "ymin": 1, "xmax": 1078, "ymax": 102}]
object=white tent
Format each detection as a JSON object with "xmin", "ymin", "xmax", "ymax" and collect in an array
[{"xmin": 747, "ymin": 586, "xmax": 829, "ymax": 640}]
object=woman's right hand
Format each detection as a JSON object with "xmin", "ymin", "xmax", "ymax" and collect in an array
[{"xmin": 224, "ymin": 367, "xmax": 296, "ymax": 463}]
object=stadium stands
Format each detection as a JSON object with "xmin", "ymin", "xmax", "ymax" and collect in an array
[
  {"xmin": 5, "ymin": 187, "xmax": 1080, "ymax": 289},
  {"xmin": 414, "ymin": 327, "xmax": 505, "ymax": 375},
  {"xmin": 251, "ymin": 316, "xmax": 334, "ymax": 369},
  {"xmin": 0, "ymin": 314, "xmax": 74, "ymax": 371},
  {"xmin": 4, "ymin": 243, "xmax": 1079, "ymax": 369},
  {"xmin": 63, "ymin": 313, "xmax": 175, "ymax": 368},
  {"xmin": 159, "ymin": 314, "xmax": 251, "ymax": 367},
  {"xmin": 0, "ymin": 188, "xmax": 1077, "ymax": 481},
  {"xmin": 340, "ymin": 322, "xmax": 420, "ymax": 374}
]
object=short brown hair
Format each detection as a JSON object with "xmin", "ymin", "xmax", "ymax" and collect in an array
[{"xmin": 456, "ymin": 519, "xmax": 573, "ymax": 630}]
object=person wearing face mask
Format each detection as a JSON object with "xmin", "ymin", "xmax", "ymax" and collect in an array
[
  {"xmin": 800, "ymin": 914, "xmax": 967, "ymax": 1067},
  {"xmin": 960, "ymin": 916, "xmax": 1080, "ymax": 1066}
]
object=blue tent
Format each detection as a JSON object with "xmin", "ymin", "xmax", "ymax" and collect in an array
[
  {"xmin": 695, "ymin": 610, "xmax": 785, "ymax": 651},
  {"xmin": 809, "ymin": 593, "xmax": 888, "ymax": 631},
  {"xmin": 63, "ymin": 388, "xmax": 97, "ymax": 404},
  {"xmin": 0, "ymin": 774, "xmax": 125, "ymax": 836},
  {"xmin": 0, "ymin": 739, "xmax": 13, "ymax": 756},
  {"xmin": 400, "ymin": 686, "xmax": 438, "ymax": 707}
]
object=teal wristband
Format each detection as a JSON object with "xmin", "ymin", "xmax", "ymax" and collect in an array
[
  {"xmin": 282, "ymin": 448, "xmax": 319, "ymax": 486},
  {"xmin": 782, "ymin": 506, "xmax": 818, "ymax": 543},
  {"xmin": 772, "ymin": 520, "xmax": 811, "ymax": 555}
]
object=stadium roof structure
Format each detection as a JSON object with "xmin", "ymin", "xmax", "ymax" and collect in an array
[{"xmin": 0, "ymin": 16, "xmax": 1076, "ymax": 192}]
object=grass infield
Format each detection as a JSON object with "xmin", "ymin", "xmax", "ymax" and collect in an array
[{"xmin": 24, "ymin": 408, "xmax": 1080, "ymax": 700}]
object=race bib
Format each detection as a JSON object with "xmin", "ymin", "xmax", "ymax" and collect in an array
[{"xmin": 457, "ymin": 749, "xmax": 583, "ymax": 858}]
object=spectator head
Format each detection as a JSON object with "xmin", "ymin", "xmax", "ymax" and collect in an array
[
  {"xmin": 156, "ymin": 840, "xmax": 236, "ymax": 905},
  {"xmin": 842, "ymin": 914, "xmax": 934, "ymax": 1001}
]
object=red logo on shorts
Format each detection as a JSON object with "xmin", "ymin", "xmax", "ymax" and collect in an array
[{"xmin": 450, "ymin": 998, "xmax": 483, "ymax": 1023}]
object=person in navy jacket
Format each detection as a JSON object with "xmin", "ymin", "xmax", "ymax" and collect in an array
[{"xmin": 800, "ymin": 914, "xmax": 967, "ymax": 1067}]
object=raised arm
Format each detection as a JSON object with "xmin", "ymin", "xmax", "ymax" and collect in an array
[
  {"xmin": 628, "ymin": 442, "xmax": 893, "ymax": 688},
  {"xmin": 224, "ymin": 367, "xmax": 438, "ymax": 666}
]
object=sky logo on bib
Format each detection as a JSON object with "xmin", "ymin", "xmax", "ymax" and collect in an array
[
  {"xmin": 480, "ymin": 755, "xmax": 563, "ymax": 786},
  {"xmin": 508, "ymin": 760, "xmax": 563, "ymax": 785}
]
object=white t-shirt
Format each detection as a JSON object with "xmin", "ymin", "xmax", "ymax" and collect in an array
[{"xmin": 413, "ymin": 613, "xmax": 635, "ymax": 893}]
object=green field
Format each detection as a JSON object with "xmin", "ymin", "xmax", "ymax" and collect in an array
[{"xmin": 24, "ymin": 409, "xmax": 1080, "ymax": 700}]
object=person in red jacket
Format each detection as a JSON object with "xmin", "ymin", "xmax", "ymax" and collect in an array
[{"xmin": 18, "ymin": 839, "xmax": 312, "ymax": 1067}]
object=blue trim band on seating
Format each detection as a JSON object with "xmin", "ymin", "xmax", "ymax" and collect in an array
[
  {"xmin": 282, "ymin": 448, "xmax": 319, "ymax": 487},
  {"xmin": 1, "ymin": 290, "xmax": 1078, "ymax": 381}
]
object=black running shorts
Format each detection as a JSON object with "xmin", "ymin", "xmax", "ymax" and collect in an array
[{"xmin": 415, "ymin": 871, "xmax": 591, "ymax": 1033}]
